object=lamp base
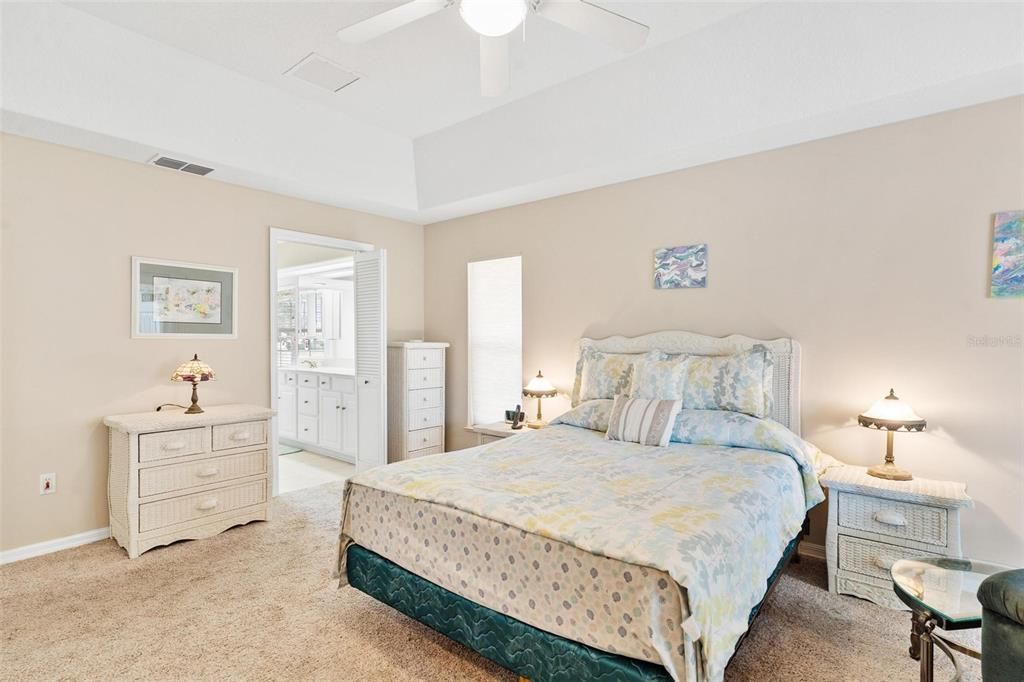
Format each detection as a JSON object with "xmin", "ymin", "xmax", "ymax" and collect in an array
[
  {"xmin": 527, "ymin": 420, "xmax": 547, "ymax": 430},
  {"xmin": 867, "ymin": 463, "xmax": 913, "ymax": 481},
  {"xmin": 184, "ymin": 382, "xmax": 204, "ymax": 415}
]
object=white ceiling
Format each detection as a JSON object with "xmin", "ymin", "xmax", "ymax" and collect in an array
[
  {"xmin": 2, "ymin": 2, "xmax": 1023, "ymax": 224},
  {"xmin": 67, "ymin": 1, "xmax": 753, "ymax": 139}
]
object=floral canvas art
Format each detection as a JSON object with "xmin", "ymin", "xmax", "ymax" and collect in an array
[
  {"xmin": 153, "ymin": 277, "xmax": 223, "ymax": 323},
  {"xmin": 991, "ymin": 210, "xmax": 1024, "ymax": 297},
  {"xmin": 654, "ymin": 244, "xmax": 707, "ymax": 289}
]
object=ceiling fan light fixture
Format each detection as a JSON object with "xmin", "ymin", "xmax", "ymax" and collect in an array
[{"xmin": 459, "ymin": 0, "xmax": 527, "ymax": 37}]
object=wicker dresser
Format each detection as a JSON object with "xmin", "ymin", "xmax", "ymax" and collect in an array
[
  {"xmin": 386, "ymin": 341, "xmax": 449, "ymax": 462},
  {"xmin": 104, "ymin": 404, "xmax": 274, "ymax": 558},
  {"xmin": 822, "ymin": 465, "xmax": 973, "ymax": 609}
]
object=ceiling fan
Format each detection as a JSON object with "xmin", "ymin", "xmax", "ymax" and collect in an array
[{"xmin": 337, "ymin": 0, "xmax": 649, "ymax": 96}]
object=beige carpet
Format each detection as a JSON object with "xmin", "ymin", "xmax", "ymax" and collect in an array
[{"xmin": 1, "ymin": 482, "xmax": 981, "ymax": 681}]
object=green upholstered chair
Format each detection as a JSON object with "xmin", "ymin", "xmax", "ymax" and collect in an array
[{"xmin": 978, "ymin": 568, "xmax": 1024, "ymax": 681}]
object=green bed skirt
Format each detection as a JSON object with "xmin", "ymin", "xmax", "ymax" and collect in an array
[{"xmin": 346, "ymin": 534, "xmax": 799, "ymax": 681}]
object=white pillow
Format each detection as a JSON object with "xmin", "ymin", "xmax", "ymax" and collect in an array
[
  {"xmin": 605, "ymin": 395, "xmax": 682, "ymax": 447},
  {"xmin": 629, "ymin": 355, "xmax": 690, "ymax": 400}
]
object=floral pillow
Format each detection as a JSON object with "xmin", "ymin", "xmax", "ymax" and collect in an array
[
  {"xmin": 680, "ymin": 347, "xmax": 774, "ymax": 418},
  {"xmin": 629, "ymin": 355, "xmax": 691, "ymax": 400},
  {"xmin": 577, "ymin": 349, "xmax": 665, "ymax": 403},
  {"xmin": 550, "ymin": 399, "xmax": 613, "ymax": 432}
]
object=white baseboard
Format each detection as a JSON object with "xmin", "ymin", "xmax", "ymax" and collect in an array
[
  {"xmin": 0, "ymin": 527, "xmax": 111, "ymax": 565},
  {"xmin": 798, "ymin": 540, "xmax": 826, "ymax": 561}
]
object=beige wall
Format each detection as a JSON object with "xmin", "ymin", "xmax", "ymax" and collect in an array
[
  {"xmin": 424, "ymin": 97, "xmax": 1024, "ymax": 565},
  {"xmin": 0, "ymin": 134, "xmax": 424, "ymax": 551}
]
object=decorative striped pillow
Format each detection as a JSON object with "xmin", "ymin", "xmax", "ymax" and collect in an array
[{"xmin": 605, "ymin": 395, "xmax": 682, "ymax": 447}]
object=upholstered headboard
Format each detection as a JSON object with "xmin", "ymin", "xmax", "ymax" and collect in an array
[{"xmin": 570, "ymin": 331, "xmax": 802, "ymax": 435}]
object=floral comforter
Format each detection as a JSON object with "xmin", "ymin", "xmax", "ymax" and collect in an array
[{"xmin": 337, "ymin": 413, "xmax": 827, "ymax": 682}]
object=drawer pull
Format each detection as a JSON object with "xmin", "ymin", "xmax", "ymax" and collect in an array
[
  {"xmin": 303, "ymin": 400, "xmax": 310, "ymax": 404},
  {"xmin": 196, "ymin": 498, "xmax": 219, "ymax": 511},
  {"xmin": 873, "ymin": 510, "xmax": 907, "ymax": 527},
  {"xmin": 229, "ymin": 432, "xmax": 250, "ymax": 441},
  {"xmin": 196, "ymin": 467, "xmax": 219, "ymax": 478},
  {"xmin": 873, "ymin": 556, "xmax": 895, "ymax": 570},
  {"xmin": 423, "ymin": 396, "xmax": 429, "ymax": 402},
  {"xmin": 422, "ymin": 436, "xmax": 429, "ymax": 443},
  {"xmin": 423, "ymin": 417, "xmax": 429, "ymax": 422},
  {"xmin": 422, "ymin": 356, "xmax": 428, "ymax": 361},
  {"xmin": 162, "ymin": 441, "xmax": 186, "ymax": 451},
  {"xmin": 336, "ymin": 405, "xmax": 341, "ymax": 410}
]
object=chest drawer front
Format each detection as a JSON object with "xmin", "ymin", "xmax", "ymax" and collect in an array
[
  {"xmin": 139, "ymin": 450, "xmax": 267, "ymax": 497},
  {"xmin": 409, "ymin": 407, "xmax": 443, "ymax": 430},
  {"xmin": 212, "ymin": 421, "xmax": 267, "ymax": 451},
  {"xmin": 838, "ymin": 535, "xmax": 943, "ymax": 582},
  {"xmin": 407, "ymin": 426, "xmax": 442, "ymax": 452},
  {"xmin": 408, "ymin": 349, "xmax": 443, "ymax": 370},
  {"xmin": 139, "ymin": 428, "xmax": 207, "ymax": 462},
  {"xmin": 297, "ymin": 387, "xmax": 318, "ymax": 416},
  {"xmin": 408, "ymin": 368, "xmax": 443, "ymax": 389},
  {"xmin": 139, "ymin": 479, "xmax": 266, "ymax": 532},
  {"xmin": 409, "ymin": 388, "xmax": 442, "ymax": 410},
  {"xmin": 407, "ymin": 445, "xmax": 444, "ymax": 458},
  {"xmin": 837, "ymin": 492, "xmax": 947, "ymax": 547}
]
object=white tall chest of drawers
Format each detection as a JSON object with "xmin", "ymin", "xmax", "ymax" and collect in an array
[
  {"xmin": 104, "ymin": 404, "xmax": 274, "ymax": 558},
  {"xmin": 822, "ymin": 465, "xmax": 973, "ymax": 609},
  {"xmin": 386, "ymin": 341, "xmax": 449, "ymax": 462}
]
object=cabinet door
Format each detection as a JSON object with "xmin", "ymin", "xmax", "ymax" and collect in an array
[
  {"xmin": 340, "ymin": 391, "xmax": 357, "ymax": 457},
  {"xmin": 318, "ymin": 390, "xmax": 343, "ymax": 452},
  {"xmin": 278, "ymin": 385, "xmax": 297, "ymax": 439}
]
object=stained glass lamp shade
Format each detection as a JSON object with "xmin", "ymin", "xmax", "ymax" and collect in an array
[
  {"xmin": 171, "ymin": 354, "xmax": 216, "ymax": 414},
  {"xmin": 858, "ymin": 388, "xmax": 926, "ymax": 481},
  {"xmin": 522, "ymin": 371, "xmax": 556, "ymax": 428}
]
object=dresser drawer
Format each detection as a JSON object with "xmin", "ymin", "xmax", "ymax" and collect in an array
[
  {"xmin": 297, "ymin": 387, "xmax": 318, "ymax": 416},
  {"xmin": 212, "ymin": 421, "xmax": 267, "ymax": 451},
  {"xmin": 139, "ymin": 428, "xmax": 207, "ymax": 462},
  {"xmin": 281, "ymin": 372, "xmax": 297, "ymax": 387},
  {"xmin": 317, "ymin": 375, "xmax": 332, "ymax": 389},
  {"xmin": 408, "ymin": 368, "xmax": 443, "ymax": 389},
  {"xmin": 407, "ymin": 426, "xmax": 442, "ymax": 452},
  {"xmin": 409, "ymin": 388, "xmax": 442, "ymax": 410},
  {"xmin": 139, "ymin": 479, "xmax": 266, "ymax": 532},
  {"xmin": 407, "ymin": 445, "xmax": 444, "ymax": 458},
  {"xmin": 408, "ymin": 348, "xmax": 443, "ymax": 370},
  {"xmin": 409, "ymin": 407, "xmax": 443, "ymax": 430},
  {"xmin": 837, "ymin": 535, "xmax": 942, "ymax": 582},
  {"xmin": 139, "ymin": 451, "xmax": 267, "ymax": 497},
  {"xmin": 837, "ymin": 492, "xmax": 948, "ymax": 547},
  {"xmin": 297, "ymin": 372, "xmax": 318, "ymax": 388}
]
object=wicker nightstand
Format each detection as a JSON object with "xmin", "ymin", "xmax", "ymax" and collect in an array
[
  {"xmin": 821, "ymin": 466, "xmax": 973, "ymax": 609},
  {"xmin": 466, "ymin": 422, "xmax": 526, "ymax": 445}
]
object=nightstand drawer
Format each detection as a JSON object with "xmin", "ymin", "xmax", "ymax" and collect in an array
[
  {"xmin": 837, "ymin": 535, "xmax": 942, "ymax": 582},
  {"xmin": 837, "ymin": 492, "xmax": 948, "ymax": 547}
]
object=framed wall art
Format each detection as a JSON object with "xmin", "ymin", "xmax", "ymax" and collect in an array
[{"xmin": 132, "ymin": 257, "xmax": 238, "ymax": 338}]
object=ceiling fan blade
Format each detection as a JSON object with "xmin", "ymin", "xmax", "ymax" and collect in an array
[
  {"xmin": 536, "ymin": 0, "xmax": 649, "ymax": 51},
  {"xmin": 337, "ymin": 0, "xmax": 450, "ymax": 44},
  {"xmin": 479, "ymin": 34, "xmax": 510, "ymax": 97}
]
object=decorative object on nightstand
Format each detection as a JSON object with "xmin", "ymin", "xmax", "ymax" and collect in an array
[
  {"xmin": 104, "ymin": 404, "xmax": 273, "ymax": 558},
  {"xmin": 171, "ymin": 354, "xmax": 216, "ymax": 414},
  {"xmin": 386, "ymin": 341, "xmax": 449, "ymax": 462},
  {"xmin": 522, "ymin": 371, "xmax": 556, "ymax": 429},
  {"xmin": 509, "ymin": 404, "xmax": 525, "ymax": 430},
  {"xmin": 858, "ymin": 388, "xmax": 926, "ymax": 481},
  {"xmin": 891, "ymin": 557, "xmax": 1012, "ymax": 682},
  {"xmin": 822, "ymin": 466, "xmax": 973, "ymax": 610}
]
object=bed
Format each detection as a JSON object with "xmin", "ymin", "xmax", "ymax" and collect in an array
[{"xmin": 335, "ymin": 332, "xmax": 828, "ymax": 682}]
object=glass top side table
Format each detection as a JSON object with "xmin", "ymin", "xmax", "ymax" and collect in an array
[{"xmin": 891, "ymin": 557, "xmax": 1011, "ymax": 682}]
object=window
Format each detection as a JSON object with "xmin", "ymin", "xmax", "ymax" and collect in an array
[{"xmin": 467, "ymin": 256, "xmax": 522, "ymax": 426}]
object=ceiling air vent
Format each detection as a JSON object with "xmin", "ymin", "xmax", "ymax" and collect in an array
[
  {"xmin": 149, "ymin": 155, "xmax": 214, "ymax": 176},
  {"xmin": 285, "ymin": 52, "xmax": 360, "ymax": 93}
]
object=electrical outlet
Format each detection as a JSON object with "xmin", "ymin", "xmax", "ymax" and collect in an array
[{"xmin": 39, "ymin": 473, "xmax": 56, "ymax": 495}]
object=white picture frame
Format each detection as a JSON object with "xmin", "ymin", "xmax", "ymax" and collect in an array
[{"xmin": 131, "ymin": 257, "xmax": 239, "ymax": 339}]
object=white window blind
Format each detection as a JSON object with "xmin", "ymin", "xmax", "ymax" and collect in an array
[{"xmin": 468, "ymin": 256, "xmax": 522, "ymax": 426}]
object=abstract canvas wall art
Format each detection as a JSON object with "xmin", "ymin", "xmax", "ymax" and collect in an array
[
  {"xmin": 991, "ymin": 211, "xmax": 1024, "ymax": 298},
  {"xmin": 654, "ymin": 244, "xmax": 707, "ymax": 289}
]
